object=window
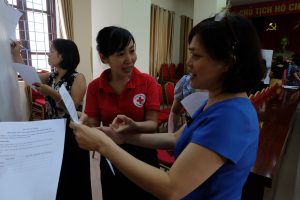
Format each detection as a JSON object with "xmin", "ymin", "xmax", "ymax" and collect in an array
[{"xmin": 7, "ymin": 0, "xmax": 56, "ymax": 71}]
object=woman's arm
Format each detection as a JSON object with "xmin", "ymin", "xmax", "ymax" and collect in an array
[
  {"xmin": 123, "ymin": 125, "xmax": 185, "ymax": 150},
  {"xmin": 34, "ymin": 83, "xmax": 61, "ymax": 102},
  {"xmin": 11, "ymin": 41, "xmax": 24, "ymax": 63},
  {"xmin": 168, "ymin": 100, "xmax": 183, "ymax": 132},
  {"xmin": 111, "ymin": 110, "xmax": 158, "ymax": 134},
  {"xmin": 87, "ymin": 117, "xmax": 100, "ymax": 127},
  {"xmin": 35, "ymin": 73, "xmax": 86, "ymax": 110},
  {"xmin": 11, "ymin": 41, "xmax": 50, "ymax": 84},
  {"xmin": 39, "ymin": 73, "xmax": 50, "ymax": 84},
  {"xmin": 70, "ymin": 123, "xmax": 225, "ymax": 200},
  {"xmin": 134, "ymin": 110, "xmax": 158, "ymax": 132},
  {"xmin": 70, "ymin": 73, "xmax": 86, "ymax": 109}
]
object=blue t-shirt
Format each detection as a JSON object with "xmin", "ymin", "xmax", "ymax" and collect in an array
[{"xmin": 174, "ymin": 98, "xmax": 259, "ymax": 200}]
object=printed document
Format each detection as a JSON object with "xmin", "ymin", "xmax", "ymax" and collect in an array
[
  {"xmin": 59, "ymin": 84, "xmax": 79, "ymax": 123},
  {"xmin": 0, "ymin": 119, "xmax": 65, "ymax": 200}
]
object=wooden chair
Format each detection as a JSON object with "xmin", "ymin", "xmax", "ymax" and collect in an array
[
  {"xmin": 31, "ymin": 89, "xmax": 46, "ymax": 120},
  {"xmin": 176, "ymin": 63, "xmax": 185, "ymax": 80},
  {"xmin": 159, "ymin": 63, "xmax": 169, "ymax": 84},
  {"xmin": 31, "ymin": 100, "xmax": 45, "ymax": 120},
  {"xmin": 169, "ymin": 63, "xmax": 179, "ymax": 83},
  {"xmin": 164, "ymin": 82, "xmax": 175, "ymax": 106},
  {"xmin": 157, "ymin": 83, "xmax": 170, "ymax": 127},
  {"xmin": 249, "ymin": 94, "xmax": 255, "ymax": 102}
]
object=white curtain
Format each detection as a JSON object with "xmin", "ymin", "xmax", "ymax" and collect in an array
[
  {"xmin": 56, "ymin": 0, "xmax": 74, "ymax": 40},
  {"xmin": 150, "ymin": 4, "xmax": 175, "ymax": 77}
]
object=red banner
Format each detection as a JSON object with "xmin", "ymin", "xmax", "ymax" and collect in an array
[{"xmin": 231, "ymin": 0, "xmax": 300, "ymax": 18}]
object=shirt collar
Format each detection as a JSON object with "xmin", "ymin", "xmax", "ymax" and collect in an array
[{"xmin": 98, "ymin": 67, "xmax": 141, "ymax": 93}]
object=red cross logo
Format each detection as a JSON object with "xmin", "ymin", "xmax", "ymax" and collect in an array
[{"xmin": 133, "ymin": 94, "xmax": 146, "ymax": 108}]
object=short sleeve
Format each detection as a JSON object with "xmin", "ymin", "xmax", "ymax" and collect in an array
[
  {"xmin": 84, "ymin": 80, "xmax": 100, "ymax": 118},
  {"xmin": 191, "ymin": 105, "xmax": 259, "ymax": 163},
  {"xmin": 145, "ymin": 76, "xmax": 160, "ymax": 111},
  {"xmin": 174, "ymin": 75, "xmax": 188, "ymax": 101}
]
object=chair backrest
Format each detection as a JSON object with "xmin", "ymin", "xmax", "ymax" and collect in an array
[
  {"xmin": 176, "ymin": 63, "xmax": 184, "ymax": 79},
  {"xmin": 254, "ymin": 91, "xmax": 261, "ymax": 100},
  {"xmin": 164, "ymin": 82, "xmax": 174, "ymax": 106},
  {"xmin": 157, "ymin": 83, "xmax": 164, "ymax": 105},
  {"xmin": 160, "ymin": 64, "xmax": 169, "ymax": 83},
  {"xmin": 169, "ymin": 63, "xmax": 176, "ymax": 80},
  {"xmin": 249, "ymin": 94, "xmax": 255, "ymax": 102}
]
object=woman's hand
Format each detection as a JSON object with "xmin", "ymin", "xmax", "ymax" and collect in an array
[
  {"xmin": 10, "ymin": 40, "xmax": 24, "ymax": 63},
  {"xmin": 70, "ymin": 122, "xmax": 112, "ymax": 152},
  {"xmin": 97, "ymin": 126, "xmax": 126, "ymax": 144},
  {"xmin": 33, "ymin": 82, "xmax": 52, "ymax": 96},
  {"xmin": 10, "ymin": 40, "xmax": 23, "ymax": 54},
  {"xmin": 110, "ymin": 115, "xmax": 137, "ymax": 134},
  {"xmin": 77, "ymin": 112, "xmax": 89, "ymax": 125}
]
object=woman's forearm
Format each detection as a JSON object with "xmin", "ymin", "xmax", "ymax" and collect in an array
[
  {"xmin": 134, "ymin": 120, "xmax": 158, "ymax": 133},
  {"xmin": 124, "ymin": 132, "xmax": 177, "ymax": 150}
]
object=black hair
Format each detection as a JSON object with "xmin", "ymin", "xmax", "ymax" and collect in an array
[
  {"xmin": 188, "ymin": 13, "xmax": 264, "ymax": 93},
  {"xmin": 96, "ymin": 26, "xmax": 135, "ymax": 58},
  {"xmin": 51, "ymin": 39, "xmax": 80, "ymax": 71}
]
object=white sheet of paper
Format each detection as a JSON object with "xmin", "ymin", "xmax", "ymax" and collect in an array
[
  {"xmin": 12, "ymin": 63, "xmax": 41, "ymax": 90},
  {"xmin": 59, "ymin": 84, "xmax": 79, "ymax": 123},
  {"xmin": 0, "ymin": 1, "xmax": 23, "ymax": 121},
  {"xmin": 0, "ymin": 119, "xmax": 65, "ymax": 200},
  {"xmin": 181, "ymin": 91, "xmax": 208, "ymax": 117}
]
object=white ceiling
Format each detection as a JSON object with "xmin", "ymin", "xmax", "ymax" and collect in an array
[{"xmin": 231, "ymin": 0, "xmax": 282, "ymax": 6}]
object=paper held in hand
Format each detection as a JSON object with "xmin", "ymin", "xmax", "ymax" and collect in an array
[
  {"xmin": 58, "ymin": 84, "xmax": 79, "ymax": 123},
  {"xmin": 181, "ymin": 91, "xmax": 208, "ymax": 117},
  {"xmin": 58, "ymin": 85, "xmax": 116, "ymax": 175},
  {"xmin": 12, "ymin": 63, "xmax": 42, "ymax": 90}
]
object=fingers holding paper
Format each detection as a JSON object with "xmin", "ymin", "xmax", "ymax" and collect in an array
[
  {"xmin": 10, "ymin": 40, "xmax": 23, "ymax": 53},
  {"xmin": 33, "ymin": 82, "xmax": 52, "ymax": 96},
  {"xmin": 77, "ymin": 112, "xmax": 89, "ymax": 125},
  {"xmin": 110, "ymin": 114, "xmax": 137, "ymax": 134},
  {"xmin": 97, "ymin": 126, "xmax": 125, "ymax": 144},
  {"xmin": 70, "ymin": 122, "xmax": 112, "ymax": 152},
  {"xmin": 10, "ymin": 40, "xmax": 25, "ymax": 63}
]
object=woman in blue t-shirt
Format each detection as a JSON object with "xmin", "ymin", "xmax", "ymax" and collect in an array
[{"xmin": 70, "ymin": 12, "xmax": 264, "ymax": 200}]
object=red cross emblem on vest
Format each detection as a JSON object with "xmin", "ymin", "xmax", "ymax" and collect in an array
[{"xmin": 133, "ymin": 94, "xmax": 146, "ymax": 108}]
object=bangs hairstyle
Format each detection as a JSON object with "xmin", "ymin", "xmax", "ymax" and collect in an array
[
  {"xmin": 96, "ymin": 26, "xmax": 135, "ymax": 58},
  {"xmin": 51, "ymin": 39, "xmax": 80, "ymax": 71},
  {"xmin": 188, "ymin": 14, "xmax": 264, "ymax": 93}
]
